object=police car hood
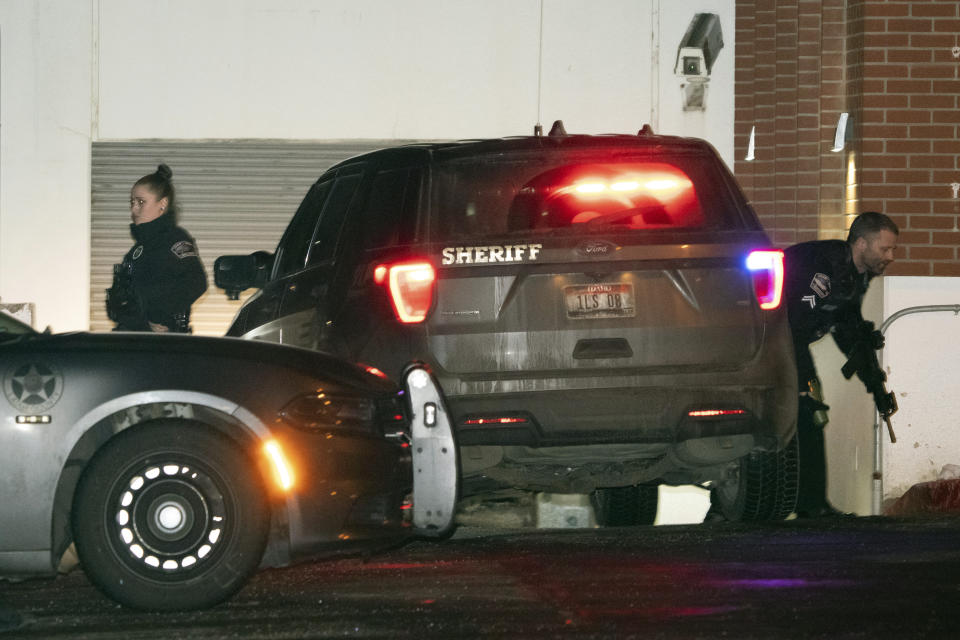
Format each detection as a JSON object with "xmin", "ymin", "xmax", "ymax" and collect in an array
[{"xmin": 1, "ymin": 331, "xmax": 396, "ymax": 394}]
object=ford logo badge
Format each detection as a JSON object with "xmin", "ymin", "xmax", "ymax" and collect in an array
[{"xmin": 576, "ymin": 240, "xmax": 618, "ymax": 257}]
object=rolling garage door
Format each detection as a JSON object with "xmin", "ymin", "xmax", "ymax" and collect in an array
[{"xmin": 91, "ymin": 140, "xmax": 409, "ymax": 336}]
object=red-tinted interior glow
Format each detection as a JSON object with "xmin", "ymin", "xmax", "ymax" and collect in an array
[
  {"xmin": 554, "ymin": 163, "xmax": 701, "ymax": 229},
  {"xmin": 746, "ymin": 250, "xmax": 784, "ymax": 310}
]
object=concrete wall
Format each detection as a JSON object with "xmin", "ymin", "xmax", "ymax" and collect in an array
[
  {"xmin": 1, "ymin": 0, "xmax": 735, "ymax": 332},
  {"xmin": 811, "ymin": 276, "xmax": 960, "ymax": 516},
  {"xmin": 0, "ymin": 0, "xmax": 93, "ymax": 332},
  {"xmin": 816, "ymin": 280, "xmax": 882, "ymax": 516},
  {"xmin": 880, "ymin": 277, "xmax": 960, "ymax": 506}
]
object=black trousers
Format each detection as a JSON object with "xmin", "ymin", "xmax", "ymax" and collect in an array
[{"xmin": 796, "ymin": 396, "xmax": 829, "ymax": 512}]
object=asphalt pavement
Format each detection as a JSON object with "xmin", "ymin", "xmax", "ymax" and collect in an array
[{"xmin": 2, "ymin": 514, "xmax": 960, "ymax": 639}]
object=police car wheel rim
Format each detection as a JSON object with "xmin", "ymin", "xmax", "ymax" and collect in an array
[{"xmin": 110, "ymin": 460, "xmax": 227, "ymax": 574}]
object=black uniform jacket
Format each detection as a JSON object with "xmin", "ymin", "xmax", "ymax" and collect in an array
[
  {"xmin": 783, "ymin": 239, "xmax": 872, "ymax": 389},
  {"xmin": 119, "ymin": 213, "xmax": 207, "ymax": 331}
]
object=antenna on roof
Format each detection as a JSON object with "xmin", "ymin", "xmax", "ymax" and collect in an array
[
  {"xmin": 534, "ymin": 123, "xmax": 543, "ymax": 137},
  {"xmin": 638, "ymin": 124, "xmax": 655, "ymax": 136},
  {"xmin": 548, "ymin": 120, "xmax": 567, "ymax": 137}
]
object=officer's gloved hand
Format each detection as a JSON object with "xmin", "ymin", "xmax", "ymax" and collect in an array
[
  {"xmin": 860, "ymin": 321, "xmax": 885, "ymax": 350},
  {"xmin": 798, "ymin": 393, "xmax": 830, "ymax": 429},
  {"xmin": 876, "ymin": 391, "xmax": 897, "ymax": 417},
  {"xmin": 798, "ymin": 393, "xmax": 830, "ymax": 414}
]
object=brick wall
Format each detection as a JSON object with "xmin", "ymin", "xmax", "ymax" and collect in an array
[{"xmin": 735, "ymin": 0, "xmax": 959, "ymax": 276}]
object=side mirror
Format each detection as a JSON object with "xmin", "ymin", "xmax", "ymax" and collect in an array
[{"xmin": 214, "ymin": 251, "xmax": 273, "ymax": 300}]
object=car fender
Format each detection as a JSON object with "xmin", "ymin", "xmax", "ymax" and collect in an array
[{"xmin": 47, "ymin": 390, "xmax": 286, "ymax": 574}]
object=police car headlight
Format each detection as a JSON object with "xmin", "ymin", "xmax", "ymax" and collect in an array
[{"xmin": 280, "ymin": 393, "xmax": 377, "ymax": 434}]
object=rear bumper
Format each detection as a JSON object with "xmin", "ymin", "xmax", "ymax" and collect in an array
[
  {"xmin": 438, "ymin": 316, "xmax": 798, "ymax": 453},
  {"xmin": 449, "ymin": 382, "xmax": 794, "ymax": 450}
]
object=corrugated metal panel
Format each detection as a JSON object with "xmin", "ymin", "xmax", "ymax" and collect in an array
[{"xmin": 91, "ymin": 140, "xmax": 408, "ymax": 336}]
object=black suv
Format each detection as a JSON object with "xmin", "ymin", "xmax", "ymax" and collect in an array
[{"xmin": 216, "ymin": 123, "xmax": 799, "ymax": 524}]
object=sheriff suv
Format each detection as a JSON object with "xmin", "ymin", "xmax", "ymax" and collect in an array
[{"xmin": 216, "ymin": 123, "xmax": 799, "ymax": 525}]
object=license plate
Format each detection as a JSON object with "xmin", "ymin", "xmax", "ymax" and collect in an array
[{"xmin": 564, "ymin": 283, "xmax": 635, "ymax": 320}]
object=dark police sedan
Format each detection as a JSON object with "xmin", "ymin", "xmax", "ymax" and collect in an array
[{"xmin": 0, "ymin": 313, "xmax": 457, "ymax": 610}]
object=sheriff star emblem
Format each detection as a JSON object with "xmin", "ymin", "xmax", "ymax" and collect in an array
[{"xmin": 4, "ymin": 362, "xmax": 64, "ymax": 413}]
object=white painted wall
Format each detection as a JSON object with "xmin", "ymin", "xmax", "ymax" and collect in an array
[
  {"xmin": 880, "ymin": 277, "xmax": 960, "ymax": 507},
  {"xmin": 815, "ymin": 280, "xmax": 882, "ymax": 516},
  {"xmin": 808, "ymin": 276, "xmax": 960, "ymax": 516},
  {"xmin": 0, "ymin": 0, "xmax": 93, "ymax": 332}
]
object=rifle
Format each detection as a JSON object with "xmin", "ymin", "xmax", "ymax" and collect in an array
[{"xmin": 840, "ymin": 322, "xmax": 898, "ymax": 443}]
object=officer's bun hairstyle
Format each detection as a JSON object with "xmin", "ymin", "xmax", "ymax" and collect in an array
[
  {"xmin": 134, "ymin": 163, "xmax": 178, "ymax": 219},
  {"xmin": 847, "ymin": 211, "xmax": 899, "ymax": 244}
]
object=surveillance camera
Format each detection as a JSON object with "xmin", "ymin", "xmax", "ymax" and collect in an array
[
  {"xmin": 674, "ymin": 13, "xmax": 724, "ymax": 81},
  {"xmin": 674, "ymin": 13, "xmax": 724, "ymax": 110}
]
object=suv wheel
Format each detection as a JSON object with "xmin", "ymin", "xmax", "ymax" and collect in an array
[
  {"xmin": 590, "ymin": 484, "xmax": 659, "ymax": 526},
  {"xmin": 710, "ymin": 434, "xmax": 799, "ymax": 521}
]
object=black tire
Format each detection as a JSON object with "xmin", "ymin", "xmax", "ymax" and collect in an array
[
  {"xmin": 72, "ymin": 421, "xmax": 270, "ymax": 610},
  {"xmin": 590, "ymin": 484, "xmax": 659, "ymax": 526},
  {"xmin": 710, "ymin": 434, "xmax": 799, "ymax": 522}
]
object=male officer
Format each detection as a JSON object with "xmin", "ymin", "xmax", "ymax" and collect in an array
[{"xmin": 784, "ymin": 211, "xmax": 899, "ymax": 518}]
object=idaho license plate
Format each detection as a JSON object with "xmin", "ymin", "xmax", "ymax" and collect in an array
[{"xmin": 564, "ymin": 283, "xmax": 636, "ymax": 320}]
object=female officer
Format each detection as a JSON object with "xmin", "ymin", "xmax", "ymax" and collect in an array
[{"xmin": 106, "ymin": 164, "xmax": 207, "ymax": 332}]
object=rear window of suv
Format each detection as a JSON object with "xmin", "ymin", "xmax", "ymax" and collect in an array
[{"xmin": 429, "ymin": 149, "xmax": 743, "ymax": 241}]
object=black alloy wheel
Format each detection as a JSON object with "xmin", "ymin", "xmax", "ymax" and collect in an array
[{"xmin": 72, "ymin": 420, "xmax": 270, "ymax": 610}]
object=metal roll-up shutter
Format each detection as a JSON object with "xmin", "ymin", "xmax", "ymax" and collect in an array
[{"xmin": 91, "ymin": 139, "xmax": 410, "ymax": 336}]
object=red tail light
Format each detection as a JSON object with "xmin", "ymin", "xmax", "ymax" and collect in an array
[
  {"xmin": 362, "ymin": 365, "xmax": 388, "ymax": 379},
  {"xmin": 746, "ymin": 250, "xmax": 784, "ymax": 310},
  {"xmin": 374, "ymin": 261, "xmax": 436, "ymax": 323},
  {"xmin": 688, "ymin": 409, "xmax": 747, "ymax": 418},
  {"xmin": 462, "ymin": 416, "xmax": 529, "ymax": 426}
]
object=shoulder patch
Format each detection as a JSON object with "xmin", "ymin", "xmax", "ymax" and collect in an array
[
  {"xmin": 170, "ymin": 240, "xmax": 198, "ymax": 259},
  {"xmin": 809, "ymin": 272, "xmax": 831, "ymax": 298}
]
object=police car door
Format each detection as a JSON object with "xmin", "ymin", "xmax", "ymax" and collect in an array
[{"xmin": 278, "ymin": 166, "xmax": 364, "ymax": 353}]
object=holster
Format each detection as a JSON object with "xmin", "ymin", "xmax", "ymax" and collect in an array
[
  {"xmin": 800, "ymin": 378, "xmax": 830, "ymax": 429},
  {"xmin": 106, "ymin": 262, "xmax": 147, "ymax": 330}
]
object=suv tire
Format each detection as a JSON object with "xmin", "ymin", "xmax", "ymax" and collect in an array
[{"xmin": 710, "ymin": 434, "xmax": 799, "ymax": 522}]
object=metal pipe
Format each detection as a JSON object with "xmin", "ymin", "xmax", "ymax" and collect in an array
[{"xmin": 871, "ymin": 304, "xmax": 960, "ymax": 515}]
